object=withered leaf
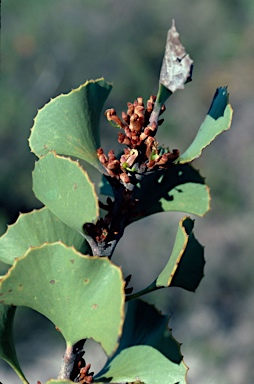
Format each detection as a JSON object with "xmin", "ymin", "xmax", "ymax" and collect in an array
[{"xmin": 160, "ymin": 20, "xmax": 193, "ymax": 93}]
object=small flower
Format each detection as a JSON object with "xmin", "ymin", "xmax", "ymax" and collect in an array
[{"xmin": 98, "ymin": 94, "xmax": 179, "ymax": 189}]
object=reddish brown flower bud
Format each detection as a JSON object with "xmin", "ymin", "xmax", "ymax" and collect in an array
[
  {"xmin": 118, "ymin": 132, "xmax": 131, "ymax": 146},
  {"xmin": 105, "ymin": 108, "xmax": 124, "ymax": 128},
  {"xmin": 127, "ymin": 102, "xmax": 134, "ymax": 116},
  {"xmin": 124, "ymin": 126, "xmax": 132, "ymax": 139},
  {"xmin": 107, "ymin": 159, "xmax": 120, "ymax": 170},
  {"xmin": 134, "ymin": 105, "xmax": 145, "ymax": 127},
  {"xmin": 105, "ymin": 108, "xmax": 115, "ymax": 119},
  {"xmin": 129, "ymin": 113, "xmax": 142, "ymax": 133},
  {"xmin": 146, "ymin": 100, "xmax": 154, "ymax": 113},
  {"xmin": 97, "ymin": 148, "xmax": 107, "ymax": 164},
  {"xmin": 137, "ymin": 97, "xmax": 144, "ymax": 106},
  {"xmin": 108, "ymin": 149, "xmax": 117, "ymax": 161},
  {"xmin": 120, "ymin": 172, "xmax": 131, "ymax": 184},
  {"xmin": 145, "ymin": 136, "xmax": 156, "ymax": 158},
  {"xmin": 122, "ymin": 111, "xmax": 129, "ymax": 124}
]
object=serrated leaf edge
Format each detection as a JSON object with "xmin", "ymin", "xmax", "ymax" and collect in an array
[{"xmin": 28, "ymin": 78, "xmax": 112, "ymax": 158}]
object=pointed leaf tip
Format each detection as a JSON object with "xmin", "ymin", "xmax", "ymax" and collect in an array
[
  {"xmin": 175, "ymin": 88, "xmax": 233, "ymax": 164},
  {"xmin": 208, "ymin": 86, "xmax": 229, "ymax": 119}
]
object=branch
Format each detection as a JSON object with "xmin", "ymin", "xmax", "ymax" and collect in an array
[{"xmin": 58, "ymin": 339, "xmax": 86, "ymax": 380}]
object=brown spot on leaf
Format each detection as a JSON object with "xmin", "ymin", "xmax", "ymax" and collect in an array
[
  {"xmin": 92, "ymin": 304, "xmax": 98, "ymax": 309},
  {"xmin": 50, "ymin": 280, "xmax": 55, "ymax": 284},
  {"xmin": 70, "ymin": 259, "xmax": 75, "ymax": 264}
]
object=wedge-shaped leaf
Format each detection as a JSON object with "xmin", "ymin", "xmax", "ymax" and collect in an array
[
  {"xmin": 29, "ymin": 78, "xmax": 112, "ymax": 172},
  {"xmin": 0, "ymin": 207, "xmax": 89, "ymax": 265},
  {"xmin": 32, "ymin": 153, "xmax": 99, "ymax": 232},
  {"xmin": 0, "ymin": 304, "xmax": 28, "ymax": 383},
  {"xmin": 95, "ymin": 300, "xmax": 186, "ymax": 383},
  {"xmin": 157, "ymin": 216, "xmax": 205, "ymax": 291},
  {"xmin": 175, "ymin": 87, "xmax": 233, "ymax": 164},
  {"xmin": 108, "ymin": 299, "xmax": 183, "ymax": 363},
  {"xmin": 130, "ymin": 164, "xmax": 210, "ymax": 222},
  {"xmin": 0, "ymin": 243, "xmax": 125, "ymax": 355},
  {"xmin": 95, "ymin": 346, "xmax": 187, "ymax": 384}
]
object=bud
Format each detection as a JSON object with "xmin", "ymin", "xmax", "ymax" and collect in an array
[{"xmin": 120, "ymin": 172, "xmax": 131, "ymax": 184}]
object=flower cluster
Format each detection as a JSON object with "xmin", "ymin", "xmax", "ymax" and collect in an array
[
  {"xmin": 97, "ymin": 95, "xmax": 179, "ymax": 188},
  {"xmin": 71, "ymin": 354, "xmax": 94, "ymax": 384}
]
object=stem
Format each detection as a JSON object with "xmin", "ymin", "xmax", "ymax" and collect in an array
[
  {"xmin": 149, "ymin": 84, "xmax": 172, "ymax": 127},
  {"xmin": 149, "ymin": 101, "xmax": 162, "ymax": 127},
  {"xmin": 58, "ymin": 339, "xmax": 86, "ymax": 380},
  {"xmin": 125, "ymin": 281, "xmax": 161, "ymax": 302}
]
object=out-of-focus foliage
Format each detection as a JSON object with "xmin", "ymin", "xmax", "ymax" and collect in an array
[{"xmin": 1, "ymin": 1, "xmax": 254, "ymax": 383}]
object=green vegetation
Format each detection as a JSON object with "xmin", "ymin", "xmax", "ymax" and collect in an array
[{"xmin": 0, "ymin": 20, "xmax": 234, "ymax": 383}]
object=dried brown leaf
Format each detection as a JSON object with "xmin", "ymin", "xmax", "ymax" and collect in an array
[{"xmin": 160, "ymin": 20, "xmax": 193, "ymax": 93}]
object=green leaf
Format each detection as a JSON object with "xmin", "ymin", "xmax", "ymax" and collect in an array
[
  {"xmin": 0, "ymin": 243, "xmax": 125, "ymax": 355},
  {"xmin": 131, "ymin": 164, "xmax": 210, "ymax": 221},
  {"xmin": 0, "ymin": 304, "xmax": 28, "ymax": 383},
  {"xmin": 175, "ymin": 87, "xmax": 233, "ymax": 164},
  {"xmin": 95, "ymin": 300, "xmax": 186, "ymax": 383},
  {"xmin": 29, "ymin": 78, "xmax": 112, "ymax": 172},
  {"xmin": 0, "ymin": 207, "xmax": 88, "ymax": 265},
  {"xmin": 156, "ymin": 216, "xmax": 205, "ymax": 291},
  {"xmin": 110, "ymin": 299, "xmax": 183, "ymax": 363},
  {"xmin": 32, "ymin": 152, "xmax": 99, "ymax": 232},
  {"xmin": 95, "ymin": 346, "xmax": 187, "ymax": 384}
]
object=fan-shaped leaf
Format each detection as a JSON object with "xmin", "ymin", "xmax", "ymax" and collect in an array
[
  {"xmin": 32, "ymin": 153, "xmax": 99, "ymax": 232},
  {"xmin": 0, "ymin": 207, "xmax": 88, "ymax": 265},
  {"xmin": 95, "ymin": 346, "xmax": 187, "ymax": 384},
  {"xmin": 95, "ymin": 300, "xmax": 186, "ymax": 383},
  {"xmin": 175, "ymin": 87, "xmax": 233, "ymax": 164},
  {"xmin": 29, "ymin": 78, "xmax": 112, "ymax": 172},
  {"xmin": 156, "ymin": 216, "xmax": 205, "ymax": 291},
  {"xmin": 0, "ymin": 243, "xmax": 125, "ymax": 355},
  {"xmin": 132, "ymin": 164, "xmax": 210, "ymax": 221},
  {"xmin": 110, "ymin": 299, "xmax": 182, "ymax": 362}
]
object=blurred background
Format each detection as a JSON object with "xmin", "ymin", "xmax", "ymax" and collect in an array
[{"xmin": 1, "ymin": 0, "xmax": 254, "ymax": 383}]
